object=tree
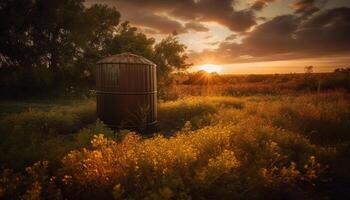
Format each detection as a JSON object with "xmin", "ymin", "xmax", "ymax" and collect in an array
[
  {"xmin": 0, "ymin": 0, "xmax": 121, "ymax": 96},
  {"xmin": 74, "ymin": 4, "xmax": 121, "ymax": 87},
  {"xmin": 106, "ymin": 22, "xmax": 155, "ymax": 59},
  {"xmin": 304, "ymin": 66, "xmax": 313, "ymax": 74},
  {"xmin": 0, "ymin": 1, "xmax": 190, "ymax": 98},
  {"xmin": 152, "ymin": 36, "xmax": 191, "ymax": 98}
]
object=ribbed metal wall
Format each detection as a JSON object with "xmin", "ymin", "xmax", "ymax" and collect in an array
[{"xmin": 96, "ymin": 53, "xmax": 157, "ymax": 129}]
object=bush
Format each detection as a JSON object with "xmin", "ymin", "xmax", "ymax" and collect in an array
[
  {"xmin": 158, "ymin": 97, "xmax": 244, "ymax": 132},
  {"xmin": 0, "ymin": 161, "xmax": 62, "ymax": 200},
  {"xmin": 60, "ymin": 117, "xmax": 324, "ymax": 199}
]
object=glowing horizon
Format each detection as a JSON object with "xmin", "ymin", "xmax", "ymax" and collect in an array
[
  {"xmin": 195, "ymin": 64, "xmax": 223, "ymax": 73},
  {"xmin": 189, "ymin": 56, "xmax": 350, "ymax": 74}
]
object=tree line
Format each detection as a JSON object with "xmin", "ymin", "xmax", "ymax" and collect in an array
[{"xmin": 0, "ymin": 0, "xmax": 190, "ymax": 98}]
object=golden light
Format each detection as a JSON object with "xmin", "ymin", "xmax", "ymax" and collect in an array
[{"xmin": 198, "ymin": 64, "xmax": 222, "ymax": 73}]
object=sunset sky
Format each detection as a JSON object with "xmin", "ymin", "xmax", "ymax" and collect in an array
[{"xmin": 86, "ymin": 0, "xmax": 350, "ymax": 74}]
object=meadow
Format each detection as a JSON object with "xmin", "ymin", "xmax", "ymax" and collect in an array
[{"xmin": 0, "ymin": 73, "xmax": 350, "ymax": 200}]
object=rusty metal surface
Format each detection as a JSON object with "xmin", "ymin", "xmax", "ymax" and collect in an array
[
  {"xmin": 97, "ymin": 53, "xmax": 156, "ymax": 66},
  {"xmin": 96, "ymin": 53, "xmax": 157, "ymax": 129}
]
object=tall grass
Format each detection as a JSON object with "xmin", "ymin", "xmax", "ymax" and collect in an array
[
  {"xmin": 158, "ymin": 96, "xmax": 244, "ymax": 133},
  {"xmin": 0, "ymin": 100, "xmax": 96, "ymax": 135},
  {"xmin": 0, "ymin": 100, "xmax": 97, "ymax": 170},
  {"xmin": 0, "ymin": 91, "xmax": 349, "ymax": 199}
]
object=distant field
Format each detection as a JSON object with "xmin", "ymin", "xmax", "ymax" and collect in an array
[
  {"xmin": 168, "ymin": 71, "xmax": 350, "ymax": 98},
  {"xmin": 1, "ymin": 89, "xmax": 349, "ymax": 199}
]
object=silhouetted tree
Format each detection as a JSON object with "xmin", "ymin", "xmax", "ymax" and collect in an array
[
  {"xmin": 304, "ymin": 65, "xmax": 314, "ymax": 74},
  {"xmin": 0, "ymin": 1, "xmax": 190, "ymax": 98},
  {"xmin": 153, "ymin": 36, "xmax": 191, "ymax": 98},
  {"xmin": 0, "ymin": 0, "xmax": 120, "ymax": 96}
]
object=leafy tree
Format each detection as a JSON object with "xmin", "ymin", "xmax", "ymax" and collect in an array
[
  {"xmin": 0, "ymin": 0, "xmax": 120, "ymax": 96},
  {"xmin": 152, "ymin": 36, "xmax": 191, "ymax": 98},
  {"xmin": 0, "ymin": 1, "xmax": 190, "ymax": 98},
  {"xmin": 104, "ymin": 24, "xmax": 191, "ymax": 99},
  {"xmin": 73, "ymin": 4, "xmax": 121, "ymax": 88},
  {"xmin": 106, "ymin": 21, "xmax": 155, "ymax": 58}
]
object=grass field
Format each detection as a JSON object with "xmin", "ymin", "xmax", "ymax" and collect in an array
[{"xmin": 1, "ymin": 89, "xmax": 350, "ymax": 199}]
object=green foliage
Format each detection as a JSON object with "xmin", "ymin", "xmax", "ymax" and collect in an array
[
  {"xmin": 0, "ymin": 100, "xmax": 96, "ymax": 170},
  {"xmin": 75, "ymin": 119, "xmax": 115, "ymax": 148},
  {"xmin": 153, "ymin": 36, "xmax": 191, "ymax": 99},
  {"xmin": 106, "ymin": 22, "xmax": 155, "ymax": 59},
  {"xmin": 1, "ymin": 100, "xmax": 96, "ymax": 135},
  {"xmin": 158, "ymin": 96, "xmax": 244, "ymax": 133}
]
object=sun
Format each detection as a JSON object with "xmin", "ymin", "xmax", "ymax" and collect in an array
[{"xmin": 198, "ymin": 64, "xmax": 222, "ymax": 73}]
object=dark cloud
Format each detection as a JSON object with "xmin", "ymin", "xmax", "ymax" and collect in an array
[
  {"xmin": 190, "ymin": 7, "xmax": 350, "ymax": 63},
  {"xmin": 243, "ymin": 15, "xmax": 299, "ymax": 56},
  {"xmin": 106, "ymin": 1, "xmax": 206, "ymax": 34},
  {"xmin": 127, "ymin": 12, "xmax": 185, "ymax": 34},
  {"xmin": 129, "ymin": 17, "xmax": 209, "ymax": 34},
  {"xmin": 250, "ymin": 0, "xmax": 276, "ymax": 11},
  {"xmin": 86, "ymin": 0, "xmax": 263, "ymax": 33},
  {"xmin": 184, "ymin": 22, "xmax": 209, "ymax": 32},
  {"xmin": 296, "ymin": 7, "xmax": 350, "ymax": 53},
  {"xmin": 225, "ymin": 34, "xmax": 237, "ymax": 41},
  {"xmin": 225, "ymin": 10, "xmax": 256, "ymax": 32},
  {"xmin": 289, "ymin": 0, "xmax": 327, "ymax": 16}
]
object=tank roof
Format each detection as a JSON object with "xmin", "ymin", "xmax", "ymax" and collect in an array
[{"xmin": 97, "ymin": 53, "xmax": 155, "ymax": 65}]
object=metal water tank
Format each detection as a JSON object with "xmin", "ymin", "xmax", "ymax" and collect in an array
[{"xmin": 96, "ymin": 53, "xmax": 157, "ymax": 129}]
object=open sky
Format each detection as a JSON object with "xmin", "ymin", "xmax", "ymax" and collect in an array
[{"xmin": 86, "ymin": 0, "xmax": 350, "ymax": 74}]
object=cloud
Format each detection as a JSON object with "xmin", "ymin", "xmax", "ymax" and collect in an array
[
  {"xmin": 127, "ymin": 13, "xmax": 185, "ymax": 34},
  {"xmin": 86, "ymin": 0, "xmax": 350, "ymax": 65},
  {"xmin": 128, "ymin": 17, "xmax": 209, "ymax": 34},
  {"xmin": 243, "ymin": 15, "xmax": 299, "ymax": 56},
  {"xmin": 295, "ymin": 7, "xmax": 350, "ymax": 53},
  {"xmin": 204, "ymin": 41, "xmax": 220, "ymax": 46},
  {"xmin": 225, "ymin": 34, "xmax": 238, "ymax": 40},
  {"xmin": 86, "ymin": 0, "xmax": 268, "ymax": 33},
  {"xmin": 184, "ymin": 22, "xmax": 209, "ymax": 32},
  {"xmin": 189, "ymin": 7, "xmax": 350, "ymax": 64},
  {"xmin": 250, "ymin": 0, "xmax": 276, "ymax": 11},
  {"xmin": 289, "ymin": 0, "xmax": 327, "ymax": 16}
]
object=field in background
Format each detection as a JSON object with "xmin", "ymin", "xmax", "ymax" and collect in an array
[
  {"xmin": 166, "ymin": 70, "xmax": 350, "ymax": 98},
  {"xmin": 0, "ymin": 72, "xmax": 350, "ymax": 200}
]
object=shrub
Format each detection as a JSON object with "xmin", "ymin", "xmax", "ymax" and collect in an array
[
  {"xmin": 158, "ymin": 96, "xmax": 244, "ymax": 132},
  {"xmin": 0, "ymin": 161, "xmax": 62, "ymax": 200},
  {"xmin": 264, "ymin": 93, "xmax": 350, "ymax": 144},
  {"xmin": 61, "ymin": 118, "xmax": 324, "ymax": 199},
  {"xmin": 1, "ymin": 109, "xmax": 80, "ymax": 135}
]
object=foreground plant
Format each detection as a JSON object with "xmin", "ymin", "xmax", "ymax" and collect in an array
[{"xmin": 61, "ymin": 119, "xmax": 324, "ymax": 199}]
